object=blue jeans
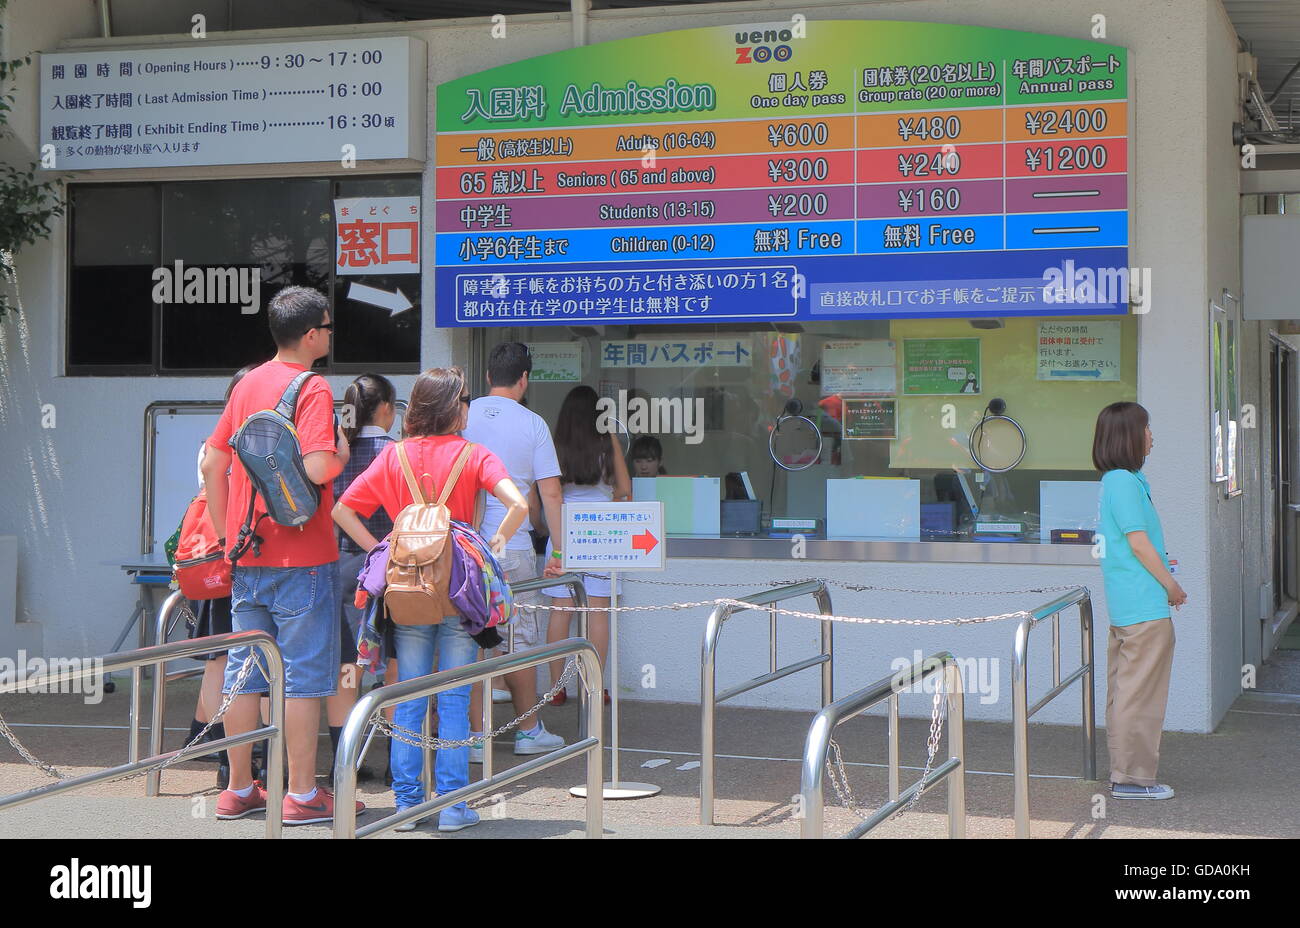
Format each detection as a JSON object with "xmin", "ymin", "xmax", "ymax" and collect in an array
[
  {"xmin": 390, "ymin": 615, "xmax": 479, "ymax": 812},
  {"xmin": 225, "ymin": 562, "xmax": 340, "ymax": 698}
]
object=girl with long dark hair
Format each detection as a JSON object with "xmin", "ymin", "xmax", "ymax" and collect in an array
[{"xmin": 541, "ymin": 385, "xmax": 632, "ymax": 703}]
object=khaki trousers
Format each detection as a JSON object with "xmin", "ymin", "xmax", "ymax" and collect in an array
[{"xmin": 1105, "ymin": 617, "xmax": 1175, "ymax": 786}]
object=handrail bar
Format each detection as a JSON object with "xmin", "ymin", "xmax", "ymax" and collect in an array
[
  {"xmin": 469, "ymin": 573, "xmax": 588, "ymax": 790},
  {"xmin": 700, "ymin": 579, "xmax": 833, "ymax": 825},
  {"xmin": 333, "ymin": 637, "xmax": 603, "ymax": 839},
  {"xmin": 1012, "ymin": 585, "xmax": 1096, "ymax": 839},
  {"xmin": 139, "ymin": 590, "xmax": 207, "ymax": 794},
  {"xmin": 800, "ymin": 651, "xmax": 965, "ymax": 839},
  {"xmin": 1031, "ymin": 587, "xmax": 1091, "ymax": 622},
  {"xmin": 0, "ymin": 630, "xmax": 286, "ymax": 838}
]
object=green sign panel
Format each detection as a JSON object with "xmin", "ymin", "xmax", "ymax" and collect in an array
[{"xmin": 902, "ymin": 338, "xmax": 981, "ymax": 394}]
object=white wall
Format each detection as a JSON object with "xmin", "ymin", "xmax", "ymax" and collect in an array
[{"xmin": 0, "ymin": 0, "xmax": 1238, "ymax": 731}]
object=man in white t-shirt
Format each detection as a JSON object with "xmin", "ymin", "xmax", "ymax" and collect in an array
[{"xmin": 463, "ymin": 342, "xmax": 567, "ymax": 758}]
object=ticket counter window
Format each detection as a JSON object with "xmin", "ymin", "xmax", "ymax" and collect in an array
[{"xmin": 477, "ymin": 315, "xmax": 1136, "ymax": 547}]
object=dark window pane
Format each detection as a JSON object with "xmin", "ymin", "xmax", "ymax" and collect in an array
[
  {"xmin": 333, "ymin": 175, "xmax": 421, "ymax": 368},
  {"xmin": 68, "ymin": 184, "xmax": 158, "ymax": 368},
  {"xmin": 159, "ymin": 178, "xmax": 331, "ymax": 371}
]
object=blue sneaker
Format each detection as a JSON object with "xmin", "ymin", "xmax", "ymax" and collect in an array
[
  {"xmin": 1111, "ymin": 782, "xmax": 1175, "ymax": 800},
  {"xmin": 438, "ymin": 805, "xmax": 481, "ymax": 833}
]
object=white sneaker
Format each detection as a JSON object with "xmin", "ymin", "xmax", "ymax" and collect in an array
[
  {"xmin": 492, "ymin": 688, "xmax": 511, "ymax": 704},
  {"xmin": 514, "ymin": 722, "xmax": 565, "ymax": 755},
  {"xmin": 469, "ymin": 739, "xmax": 484, "ymax": 764}
]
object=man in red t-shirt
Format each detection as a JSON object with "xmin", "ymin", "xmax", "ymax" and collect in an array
[{"xmin": 202, "ymin": 285, "xmax": 362, "ymax": 826}]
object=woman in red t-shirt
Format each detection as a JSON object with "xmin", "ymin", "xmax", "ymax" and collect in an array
[{"xmin": 334, "ymin": 367, "xmax": 526, "ymax": 833}]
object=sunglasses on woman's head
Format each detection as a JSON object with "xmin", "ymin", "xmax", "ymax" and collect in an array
[{"xmin": 460, "ymin": 395, "xmax": 471, "ymax": 405}]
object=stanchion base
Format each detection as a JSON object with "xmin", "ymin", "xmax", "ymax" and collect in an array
[{"xmin": 569, "ymin": 782, "xmax": 661, "ymax": 800}]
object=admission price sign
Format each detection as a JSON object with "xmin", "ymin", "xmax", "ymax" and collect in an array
[{"xmin": 435, "ymin": 20, "xmax": 1129, "ymax": 327}]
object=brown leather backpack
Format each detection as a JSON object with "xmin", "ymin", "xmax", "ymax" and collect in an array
[{"xmin": 384, "ymin": 440, "xmax": 476, "ymax": 626}]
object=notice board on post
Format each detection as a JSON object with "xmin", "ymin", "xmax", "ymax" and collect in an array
[{"xmin": 434, "ymin": 20, "xmax": 1129, "ymax": 328}]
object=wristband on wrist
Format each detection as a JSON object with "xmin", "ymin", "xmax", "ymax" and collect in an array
[{"xmin": 550, "ymin": 550, "xmax": 562, "ymax": 559}]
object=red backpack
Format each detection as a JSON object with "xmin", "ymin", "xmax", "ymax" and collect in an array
[{"xmin": 173, "ymin": 491, "xmax": 232, "ymax": 600}]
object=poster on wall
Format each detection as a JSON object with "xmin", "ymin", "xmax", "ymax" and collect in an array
[
  {"xmin": 334, "ymin": 197, "xmax": 421, "ymax": 275},
  {"xmin": 1036, "ymin": 320, "xmax": 1120, "ymax": 380},
  {"xmin": 527, "ymin": 343, "xmax": 583, "ymax": 381},
  {"xmin": 842, "ymin": 398, "xmax": 897, "ymax": 439},
  {"xmin": 40, "ymin": 37, "xmax": 425, "ymax": 170},
  {"xmin": 433, "ymin": 20, "xmax": 1129, "ymax": 328},
  {"xmin": 820, "ymin": 339, "xmax": 895, "ymax": 395},
  {"xmin": 902, "ymin": 338, "xmax": 981, "ymax": 394}
]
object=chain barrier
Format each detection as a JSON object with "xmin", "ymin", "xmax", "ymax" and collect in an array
[
  {"xmin": 824, "ymin": 682, "xmax": 947, "ymax": 823},
  {"xmin": 0, "ymin": 652, "xmax": 263, "ymax": 786},
  {"xmin": 518, "ymin": 596, "xmax": 1032, "ymax": 627},
  {"xmin": 619, "ymin": 575, "xmax": 1076, "ymax": 597},
  {"xmin": 373, "ymin": 658, "xmax": 579, "ymax": 751}
]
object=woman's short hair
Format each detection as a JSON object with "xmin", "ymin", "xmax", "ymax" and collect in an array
[
  {"xmin": 1092, "ymin": 401, "xmax": 1149, "ymax": 472},
  {"xmin": 403, "ymin": 367, "xmax": 467, "ymax": 437}
]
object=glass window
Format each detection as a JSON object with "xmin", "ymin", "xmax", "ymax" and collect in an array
[
  {"xmin": 68, "ymin": 184, "xmax": 159, "ymax": 371},
  {"xmin": 160, "ymin": 178, "xmax": 331, "ymax": 372},
  {"xmin": 66, "ymin": 175, "xmax": 421, "ymax": 375},
  {"xmin": 480, "ymin": 315, "xmax": 1138, "ymax": 545}
]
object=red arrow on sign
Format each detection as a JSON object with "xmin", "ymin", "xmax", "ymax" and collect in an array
[{"xmin": 632, "ymin": 529, "xmax": 658, "ymax": 554}]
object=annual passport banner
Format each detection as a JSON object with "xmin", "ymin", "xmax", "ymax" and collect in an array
[{"xmin": 434, "ymin": 20, "xmax": 1130, "ymax": 327}]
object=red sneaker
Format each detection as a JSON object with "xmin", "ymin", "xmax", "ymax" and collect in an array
[
  {"xmin": 551, "ymin": 690, "xmax": 568, "ymax": 706},
  {"xmin": 216, "ymin": 784, "xmax": 268, "ymax": 820},
  {"xmin": 282, "ymin": 787, "xmax": 365, "ymax": 826}
]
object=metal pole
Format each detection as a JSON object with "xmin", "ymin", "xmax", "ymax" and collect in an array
[
  {"xmin": 1012, "ymin": 615, "xmax": 1032, "ymax": 839},
  {"xmin": 129, "ymin": 666, "xmax": 141, "ymax": 765},
  {"xmin": 263, "ymin": 643, "xmax": 285, "ymax": 841},
  {"xmin": 799, "ymin": 712, "xmax": 831, "ymax": 838},
  {"xmin": 946, "ymin": 661, "xmax": 966, "ymax": 839},
  {"xmin": 888, "ymin": 692, "xmax": 900, "ymax": 801},
  {"xmin": 699, "ymin": 602, "xmax": 726, "ymax": 825},
  {"xmin": 769, "ymin": 603, "xmax": 777, "ymax": 674},
  {"xmin": 421, "ymin": 694, "xmax": 434, "ymax": 802},
  {"xmin": 146, "ymin": 591, "xmax": 185, "ymax": 796},
  {"xmin": 609, "ymin": 569, "xmax": 619, "ymax": 787},
  {"xmin": 582, "ymin": 647, "xmax": 603, "ymax": 838},
  {"xmin": 816, "ymin": 585, "xmax": 833, "ymax": 707},
  {"xmin": 1080, "ymin": 595, "xmax": 1097, "ymax": 780},
  {"xmin": 1052, "ymin": 612, "xmax": 1061, "ymax": 688}
]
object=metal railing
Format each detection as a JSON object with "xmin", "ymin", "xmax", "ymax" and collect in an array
[
  {"xmin": 1012, "ymin": 586, "xmax": 1096, "ymax": 839},
  {"xmin": 467, "ymin": 573, "xmax": 588, "ymax": 790},
  {"xmin": 700, "ymin": 579, "xmax": 833, "ymax": 825},
  {"xmin": 800, "ymin": 651, "xmax": 965, "ymax": 839},
  {"xmin": 131, "ymin": 590, "xmax": 209, "ymax": 793},
  {"xmin": 333, "ymin": 637, "xmax": 603, "ymax": 839},
  {"xmin": 0, "ymin": 631, "xmax": 286, "ymax": 838}
]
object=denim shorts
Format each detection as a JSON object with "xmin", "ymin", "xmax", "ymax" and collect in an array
[{"xmin": 224, "ymin": 561, "xmax": 341, "ymax": 699}]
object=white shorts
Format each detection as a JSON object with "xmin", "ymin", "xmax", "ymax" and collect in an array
[{"xmin": 498, "ymin": 548, "xmax": 542, "ymax": 652}]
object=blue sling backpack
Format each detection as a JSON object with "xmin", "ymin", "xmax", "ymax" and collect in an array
[{"xmin": 227, "ymin": 370, "xmax": 322, "ymax": 563}]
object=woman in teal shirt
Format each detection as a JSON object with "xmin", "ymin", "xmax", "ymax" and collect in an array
[{"xmin": 1093, "ymin": 401, "xmax": 1187, "ymax": 800}]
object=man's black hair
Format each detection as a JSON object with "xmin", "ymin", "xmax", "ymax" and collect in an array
[
  {"xmin": 268, "ymin": 286, "xmax": 328, "ymax": 348},
  {"xmin": 487, "ymin": 341, "xmax": 532, "ymax": 387}
]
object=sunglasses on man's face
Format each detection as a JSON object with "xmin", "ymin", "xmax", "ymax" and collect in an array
[{"xmin": 306, "ymin": 321, "xmax": 334, "ymax": 336}]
